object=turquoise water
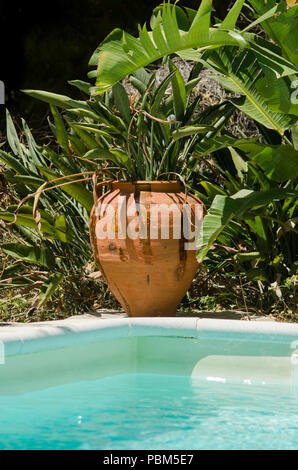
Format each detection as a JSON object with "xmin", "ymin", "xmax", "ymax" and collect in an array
[{"xmin": 0, "ymin": 373, "xmax": 297, "ymax": 450}]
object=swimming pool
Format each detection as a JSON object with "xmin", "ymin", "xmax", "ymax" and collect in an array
[{"xmin": 0, "ymin": 317, "xmax": 297, "ymax": 450}]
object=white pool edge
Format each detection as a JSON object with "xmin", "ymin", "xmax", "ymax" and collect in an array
[{"xmin": 1, "ymin": 317, "xmax": 298, "ymax": 358}]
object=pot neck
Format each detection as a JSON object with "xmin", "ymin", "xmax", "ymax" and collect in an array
[{"xmin": 109, "ymin": 180, "xmax": 184, "ymax": 193}]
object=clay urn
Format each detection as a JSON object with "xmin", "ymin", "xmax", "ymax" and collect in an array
[{"xmin": 89, "ymin": 180, "xmax": 205, "ymax": 317}]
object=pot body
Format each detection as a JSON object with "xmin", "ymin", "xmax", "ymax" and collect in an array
[{"xmin": 89, "ymin": 181, "xmax": 204, "ymax": 317}]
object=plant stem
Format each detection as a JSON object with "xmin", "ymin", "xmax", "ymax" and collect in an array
[
  {"xmin": 149, "ymin": 121, "xmax": 154, "ymax": 180},
  {"xmin": 156, "ymin": 139, "xmax": 175, "ymax": 179}
]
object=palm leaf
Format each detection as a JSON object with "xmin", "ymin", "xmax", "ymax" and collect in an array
[
  {"xmin": 247, "ymin": 0, "xmax": 298, "ymax": 68},
  {"xmin": 206, "ymin": 46, "xmax": 296, "ymax": 134},
  {"xmin": 252, "ymin": 145, "xmax": 298, "ymax": 182},
  {"xmin": 2, "ymin": 243, "xmax": 56, "ymax": 269},
  {"xmin": 193, "ymin": 134, "xmax": 261, "ymax": 157},
  {"xmin": 90, "ymin": 1, "xmax": 246, "ymax": 94},
  {"xmin": 197, "ymin": 188, "xmax": 298, "ymax": 262}
]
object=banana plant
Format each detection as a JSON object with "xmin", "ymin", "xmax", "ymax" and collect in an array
[
  {"xmin": 247, "ymin": 0, "xmax": 298, "ymax": 68},
  {"xmin": 90, "ymin": 0, "xmax": 298, "ymax": 137},
  {"xmin": 87, "ymin": 0, "xmax": 298, "ymax": 288},
  {"xmin": 245, "ymin": 0, "xmax": 298, "ymax": 145},
  {"xmin": 89, "ymin": 0, "xmax": 250, "ymax": 93},
  {"xmin": 194, "ymin": 132, "xmax": 298, "ymax": 285}
]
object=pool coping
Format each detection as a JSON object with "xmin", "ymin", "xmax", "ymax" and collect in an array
[{"xmin": 0, "ymin": 316, "xmax": 298, "ymax": 358}]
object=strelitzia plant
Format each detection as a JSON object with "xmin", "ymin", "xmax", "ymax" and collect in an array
[
  {"xmin": 90, "ymin": 0, "xmax": 298, "ymax": 139},
  {"xmin": 22, "ymin": 60, "xmax": 235, "ymax": 184},
  {"xmin": 0, "ymin": 55, "xmax": 237, "ymax": 307}
]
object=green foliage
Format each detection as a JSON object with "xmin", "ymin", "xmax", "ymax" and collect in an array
[
  {"xmin": 195, "ymin": 131, "xmax": 298, "ymax": 287},
  {"xmin": 1, "ymin": 0, "xmax": 298, "ymax": 316},
  {"xmin": 90, "ymin": 0, "xmax": 298, "ymax": 139},
  {"xmin": 0, "ymin": 109, "xmax": 96, "ymax": 308},
  {"xmin": 87, "ymin": 0, "xmax": 297, "ymax": 293},
  {"xmin": 247, "ymin": 0, "xmax": 298, "ymax": 68},
  {"xmin": 1, "ymin": 61, "xmax": 232, "ymax": 307},
  {"xmin": 2, "ymin": 243, "xmax": 56, "ymax": 269},
  {"xmin": 89, "ymin": 1, "xmax": 244, "ymax": 93},
  {"xmin": 22, "ymin": 63, "xmax": 233, "ymax": 182}
]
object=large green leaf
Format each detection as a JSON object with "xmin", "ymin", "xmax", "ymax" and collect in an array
[
  {"xmin": 90, "ymin": 1, "xmax": 247, "ymax": 93},
  {"xmin": 247, "ymin": 36, "xmax": 298, "ymax": 79},
  {"xmin": 2, "ymin": 243, "xmax": 56, "ymax": 268},
  {"xmin": 198, "ymin": 181, "xmax": 227, "ymax": 201},
  {"xmin": 0, "ymin": 211, "xmax": 56, "ymax": 236},
  {"xmin": 197, "ymin": 188, "xmax": 298, "ymax": 262},
  {"xmin": 50, "ymin": 105, "xmax": 70, "ymax": 153},
  {"xmin": 228, "ymin": 147, "xmax": 248, "ymax": 181},
  {"xmin": 22, "ymin": 90, "xmax": 90, "ymax": 111},
  {"xmin": 0, "ymin": 209, "xmax": 72, "ymax": 241},
  {"xmin": 68, "ymin": 80, "xmax": 92, "ymax": 95},
  {"xmin": 168, "ymin": 59, "xmax": 186, "ymax": 121},
  {"xmin": 219, "ymin": 0, "xmax": 246, "ymax": 30},
  {"xmin": 172, "ymin": 124, "xmax": 215, "ymax": 141},
  {"xmin": 83, "ymin": 148, "xmax": 117, "ymax": 160},
  {"xmin": 252, "ymin": 145, "xmax": 298, "ymax": 182},
  {"xmin": 255, "ymin": 70, "xmax": 298, "ymax": 116},
  {"xmin": 129, "ymin": 68, "xmax": 152, "ymax": 94},
  {"xmin": 247, "ymin": 1, "xmax": 298, "ymax": 68},
  {"xmin": 112, "ymin": 83, "xmax": 131, "ymax": 125},
  {"xmin": 206, "ymin": 47, "xmax": 296, "ymax": 134},
  {"xmin": 193, "ymin": 136, "xmax": 298, "ymax": 183},
  {"xmin": 193, "ymin": 135, "xmax": 261, "ymax": 157},
  {"xmin": 90, "ymin": 0, "xmax": 298, "ymax": 100}
]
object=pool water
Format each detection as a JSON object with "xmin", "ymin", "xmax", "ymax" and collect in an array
[{"xmin": 0, "ymin": 373, "xmax": 297, "ymax": 450}]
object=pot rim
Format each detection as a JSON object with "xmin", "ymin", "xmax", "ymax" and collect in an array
[
  {"xmin": 110, "ymin": 179, "xmax": 183, "ymax": 184},
  {"xmin": 94, "ymin": 180, "xmax": 185, "ymax": 194},
  {"xmin": 93, "ymin": 180, "xmax": 206, "ymax": 212}
]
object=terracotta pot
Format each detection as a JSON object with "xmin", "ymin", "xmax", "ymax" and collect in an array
[{"xmin": 89, "ymin": 181, "xmax": 205, "ymax": 317}]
